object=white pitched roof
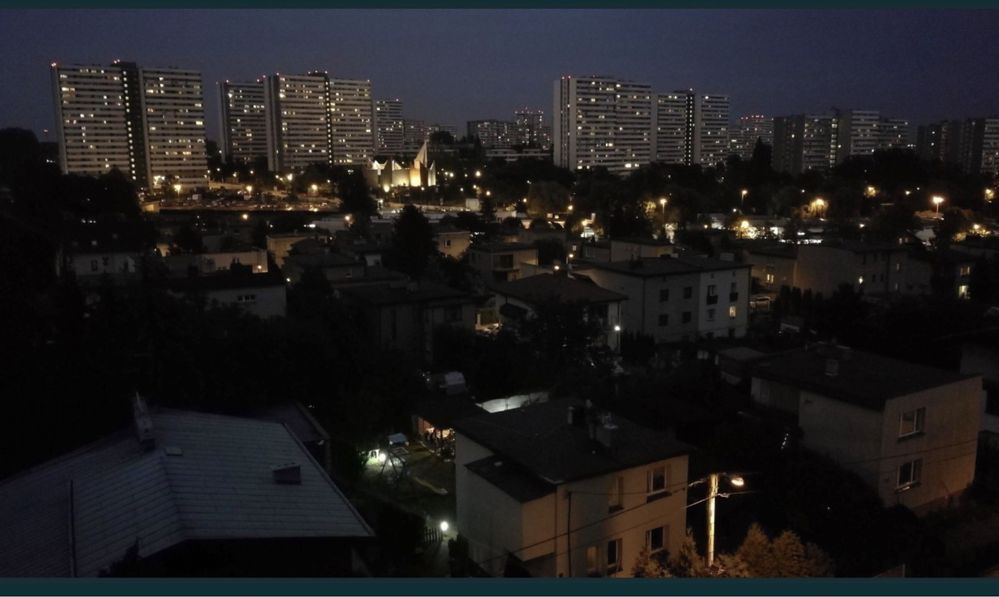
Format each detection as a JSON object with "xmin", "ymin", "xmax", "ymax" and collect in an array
[{"xmin": 0, "ymin": 409, "xmax": 371, "ymax": 577}]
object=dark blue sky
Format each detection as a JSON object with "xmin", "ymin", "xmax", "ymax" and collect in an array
[{"xmin": 3, "ymin": 9, "xmax": 999, "ymax": 142}]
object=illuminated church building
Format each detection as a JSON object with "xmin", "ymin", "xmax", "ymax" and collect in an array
[{"xmin": 366, "ymin": 140, "xmax": 437, "ymax": 190}]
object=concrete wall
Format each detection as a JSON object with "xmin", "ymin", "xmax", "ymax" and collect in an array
[
  {"xmin": 796, "ymin": 246, "xmax": 908, "ymax": 297},
  {"xmin": 205, "ymin": 285, "xmax": 287, "ymax": 318},
  {"xmin": 455, "ymin": 433, "xmax": 689, "ymax": 577},
  {"xmin": 584, "ymin": 267, "xmax": 749, "ymax": 344},
  {"xmin": 799, "ymin": 376, "xmax": 983, "ymax": 512},
  {"xmin": 744, "ymin": 252, "xmax": 796, "ymax": 292}
]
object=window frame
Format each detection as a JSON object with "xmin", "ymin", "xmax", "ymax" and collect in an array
[
  {"xmin": 897, "ymin": 458, "xmax": 923, "ymax": 490},
  {"xmin": 898, "ymin": 407, "xmax": 925, "ymax": 439},
  {"xmin": 606, "ymin": 538, "xmax": 623, "ymax": 575},
  {"xmin": 646, "ymin": 526, "xmax": 666, "ymax": 554}
]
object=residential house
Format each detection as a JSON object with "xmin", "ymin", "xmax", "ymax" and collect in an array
[
  {"xmin": 453, "ymin": 399, "xmax": 692, "ymax": 577},
  {"xmin": 906, "ymin": 249, "xmax": 977, "ymax": 299},
  {"xmin": 163, "ymin": 270, "xmax": 287, "ymax": 318},
  {"xmin": 960, "ymin": 335, "xmax": 999, "ymax": 442},
  {"xmin": 434, "ymin": 225, "xmax": 472, "ymax": 260},
  {"xmin": 489, "ymin": 273, "xmax": 626, "ymax": 352},
  {"xmin": 340, "ymin": 281, "xmax": 477, "ymax": 362},
  {"xmin": 576, "ymin": 256, "xmax": 751, "ymax": 343},
  {"xmin": 0, "ymin": 397, "xmax": 372, "ymax": 576},
  {"xmin": 468, "ymin": 242, "xmax": 539, "ymax": 282},
  {"xmin": 795, "ymin": 241, "xmax": 908, "ymax": 297},
  {"xmin": 163, "ymin": 244, "xmax": 269, "ymax": 277},
  {"xmin": 750, "ymin": 345, "xmax": 983, "ymax": 513},
  {"xmin": 741, "ymin": 242, "xmax": 798, "ymax": 293}
]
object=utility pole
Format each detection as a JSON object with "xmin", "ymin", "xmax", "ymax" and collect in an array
[{"xmin": 706, "ymin": 473, "xmax": 719, "ymax": 568}]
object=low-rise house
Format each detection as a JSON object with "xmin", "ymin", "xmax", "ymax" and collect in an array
[
  {"xmin": 163, "ymin": 244, "xmax": 269, "ymax": 277},
  {"xmin": 741, "ymin": 242, "xmax": 798, "ymax": 292},
  {"xmin": 266, "ymin": 232, "xmax": 327, "ymax": 267},
  {"xmin": 0, "ymin": 398, "xmax": 373, "ymax": 577},
  {"xmin": 57, "ymin": 233, "xmax": 147, "ymax": 287},
  {"xmin": 751, "ymin": 345, "xmax": 983, "ymax": 513},
  {"xmin": 283, "ymin": 252, "xmax": 366, "ymax": 285},
  {"xmin": 489, "ymin": 273, "xmax": 626, "ymax": 352},
  {"xmin": 434, "ymin": 225, "xmax": 472, "ymax": 260},
  {"xmin": 906, "ymin": 249, "xmax": 977, "ymax": 299},
  {"xmin": 795, "ymin": 241, "xmax": 908, "ymax": 297},
  {"xmin": 961, "ymin": 336, "xmax": 999, "ymax": 442},
  {"xmin": 576, "ymin": 256, "xmax": 751, "ymax": 344},
  {"xmin": 607, "ymin": 237, "xmax": 675, "ymax": 262},
  {"xmin": 340, "ymin": 281, "xmax": 477, "ymax": 362},
  {"xmin": 164, "ymin": 270, "xmax": 287, "ymax": 318},
  {"xmin": 453, "ymin": 399, "xmax": 692, "ymax": 577},
  {"xmin": 468, "ymin": 242, "xmax": 539, "ymax": 282}
]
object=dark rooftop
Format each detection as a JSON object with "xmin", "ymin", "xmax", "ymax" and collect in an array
[
  {"xmin": 752, "ymin": 345, "xmax": 978, "ymax": 411},
  {"xmin": 340, "ymin": 281, "xmax": 474, "ymax": 307},
  {"xmin": 491, "ymin": 273, "xmax": 627, "ymax": 305},
  {"xmin": 810, "ymin": 239, "xmax": 906, "ymax": 254},
  {"xmin": 612, "ymin": 236, "xmax": 673, "ymax": 247},
  {"xmin": 580, "ymin": 255, "xmax": 750, "ymax": 278},
  {"xmin": 453, "ymin": 398, "xmax": 692, "ymax": 487},
  {"xmin": 469, "ymin": 241, "xmax": 537, "ymax": 253},
  {"xmin": 466, "ymin": 456, "xmax": 556, "ymax": 503},
  {"xmin": 742, "ymin": 241, "xmax": 799, "ymax": 259},
  {"xmin": 162, "ymin": 270, "xmax": 286, "ymax": 292}
]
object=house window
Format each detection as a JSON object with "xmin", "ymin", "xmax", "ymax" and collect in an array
[
  {"xmin": 586, "ymin": 546, "xmax": 600, "ymax": 577},
  {"xmin": 706, "ymin": 308, "xmax": 715, "ymax": 322},
  {"xmin": 444, "ymin": 239, "xmax": 452, "ymax": 248},
  {"xmin": 236, "ymin": 294, "xmax": 257, "ymax": 303},
  {"xmin": 896, "ymin": 262, "xmax": 901, "ymax": 273},
  {"xmin": 897, "ymin": 459, "xmax": 923, "ymax": 490},
  {"xmin": 683, "ymin": 286, "xmax": 692, "ymax": 299},
  {"xmin": 958, "ymin": 285, "xmax": 969, "ymax": 299},
  {"xmin": 90, "ymin": 259, "xmax": 98, "ymax": 272},
  {"xmin": 646, "ymin": 526, "xmax": 666, "ymax": 554},
  {"xmin": 682, "ymin": 311, "xmax": 692, "ymax": 324},
  {"xmin": 658, "ymin": 314, "xmax": 669, "ymax": 327},
  {"xmin": 498, "ymin": 255, "xmax": 514, "ymax": 269},
  {"xmin": 960, "ymin": 265, "xmax": 971, "ymax": 276},
  {"xmin": 765, "ymin": 272, "xmax": 775, "ymax": 284},
  {"xmin": 647, "ymin": 465, "xmax": 667, "ymax": 498},
  {"xmin": 608, "ymin": 476, "xmax": 623, "ymax": 513},
  {"xmin": 606, "ymin": 538, "xmax": 623, "ymax": 574},
  {"xmin": 102, "ymin": 256, "xmax": 110, "ymax": 267},
  {"xmin": 729, "ymin": 305, "xmax": 737, "ymax": 319},
  {"xmin": 707, "ymin": 284, "xmax": 717, "ymax": 297},
  {"xmin": 899, "ymin": 407, "xmax": 925, "ymax": 438},
  {"xmin": 659, "ymin": 288, "xmax": 670, "ymax": 302}
]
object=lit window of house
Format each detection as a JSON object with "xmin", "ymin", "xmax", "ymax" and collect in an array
[
  {"xmin": 647, "ymin": 465, "xmax": 667, "ymax": 497},
  {"xmin": 729, "ymin": 305, "xmax": 737, "ymax": 319},
  {"xmin": 608, "ymin": 476, "xmax": 623, "ymax": 513},
  {"xmin": 897, "ymin": 459, "xmax": 923, "ymax": 490}
]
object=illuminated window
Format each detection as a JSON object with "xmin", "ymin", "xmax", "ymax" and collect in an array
[
  {"xmin": 897, "ymin": 459, "xmax": 922, "ymax": 490},
  {"xmin": 899, "ymin": 408, "xmax": 925, "ymax": 438}
]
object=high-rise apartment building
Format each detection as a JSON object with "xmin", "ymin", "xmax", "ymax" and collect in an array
[
  {"xmin": 513, "ymin": 109, "xmax": 549, "ymax": 149},
  {"xmin": 961, "ymin": 118, "xmax": 999, "ymax": 176},
  {"xmin": 403, "ymin": 119, "xmax": 429, "ymax": 152},
  {"xmin": 835, "ymin": 109, "xmax": 880, "ymax": 162},
  {"xmin": 731, "ymin": 114, "xmax": 774, "ymax": 160},
  {"xmin": 139, "ymin": 67, "xmax": 208, "ymax": 189},
  {"xmin": 329, "ymin": 78, "xmax": 374, "ymax": 165},
  {"xmin": 876, "ymin": 117, "xmax": 912, "ymax": 151},
  {"xmin": 694, "ymin": 94, "xmax": 731, "ymax": 166},
  {"xmin": 51, "ymin": 63, "xmax": 133, "ymax": 180},
  {"xmin": 467, "ymin": 120, "xmax": 515, "ymax": 148},
  {"xmin": 264, "ymin": 72, "xmax": 332, "ymax": 172},
  {"xmin": 219, "ymin": 80, "xmax": 267, "ymax": 165},
  {"xmin": 772, "ymin": 114, "xmax": 838, "ymax": 175},
  {"xmin": 51, "ymin": 61, "xmax": 208, "ymax": 189},
  {"xmin": 654, "ymin": 92, "xmax": 688, "ymax": 165},
  {"xmin": 374, "ymin": 99, "xmax": 404, "ymax": 155},
  {"xmin": 553, "ymin": 75, "xmax": 653, "ymax": 174}
]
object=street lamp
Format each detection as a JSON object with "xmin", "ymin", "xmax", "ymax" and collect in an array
[
  {"xmin": 986, "ymin": 188, "xmax": 995, "ymax": 203},
  {"xmin": 932, "ymin": 195, "xmax": 945, "ymax": 214},
  {"xmin": 740, "ymin": 189, "xmax": 748, "ymax": 205},
  {"xmin": 689, "ymin": 472, "xmax": 748, "ymax": 568}
]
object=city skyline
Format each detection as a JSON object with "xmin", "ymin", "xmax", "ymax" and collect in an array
[{"xmin": 4, "ymin": 9, "xmax": 999, "ymax": 144}]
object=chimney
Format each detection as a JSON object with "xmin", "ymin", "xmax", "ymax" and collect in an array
[
  {"xmin": 132, "ymin": 393, "xmax": 155, "ymax": 452},
  {"xmin": 272, "ymin": 463, "xmax": 302, "ymax": 485},
  {"xmin": 596, "ymin": 419, "xmax": 619, "ymax": 449},
  {"xmin": 825, "ymin": 358, "xmax": 839, "ymax": 377}
]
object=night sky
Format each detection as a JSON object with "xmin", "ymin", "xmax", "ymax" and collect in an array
[{"xmin": 3, "ymin": 9, "xmax": 999, "ymax": 142}]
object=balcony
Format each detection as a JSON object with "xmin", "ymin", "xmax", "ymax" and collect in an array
[
  {"xmin": 729, "ymin": 292, "xmax": 739, "ymax": 302},
  {"xmin": 706, "ymin": 295, "xmax": 718, "ymax": 305}
]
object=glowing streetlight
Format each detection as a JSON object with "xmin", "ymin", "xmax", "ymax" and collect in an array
[
  {"xmin": 865, "ymin": 185, "xmax": 877, "ymax": 198},
  {"xmin": 740, "ymin": 189, "xmax": 748, "ymax": 204},
  {"xmin": 986, "ymin": 188, "xmax": 996, "ymax": 202},
  {"xmin": 689, "ymin": 473, "xmax": 748, "ymax": 569},
  {"xmin": 474, "ymin": 170, "xmax": 482, "ymax": 178},
  {"xmin": 439, "ymin": 521, "xmax": 450, "ymax": 533},
  {"xmin": 286, "ymin": 173, "xmax": 294, "ymax": 182},
  {"xmin": 172, "ymin": 183, "xmax": 182, "ymax": 195},
  {"xmin": 932, "ymin": 195, "xmax": 945, "ymax": 214},
  {"xmin": 811, "ymin": 197, "xmax": 827, "ymax": 218},
  {"xmin": 245, "ymin": 185, "xmax": 254, "ymax": 194},
  {"xmin": 241, "ymin": 213, "xmax": 249, "ymax": 221}
]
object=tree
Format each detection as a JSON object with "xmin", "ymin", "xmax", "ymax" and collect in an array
[
  {"xmin": 386, "ymin": 204, "xmax": 438, "ymax": 279},
  {"xmin": 170, "ymin": 224, "xmax": 205, "ymax": 255},
  {"xmin": 525, "ymin": 180, "xmax": 571, "ymax": 216},
  {"xmin": 632, "ymin": 547, "xmax": 672, "ymax": 577}
]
